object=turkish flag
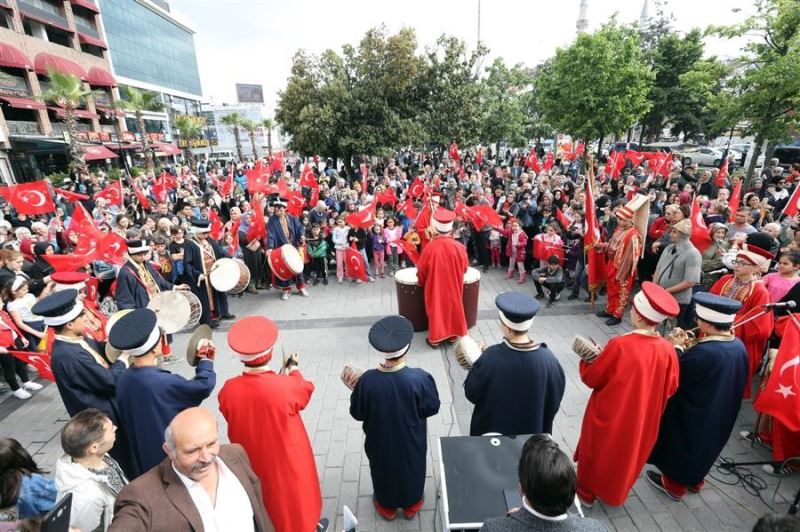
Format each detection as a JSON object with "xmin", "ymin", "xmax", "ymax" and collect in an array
[
  {"xmin": 407, "ymin": 177, "xmax": 425, "ymax": 199},
  {"xmin": 2, "ymin": 181, "xmax": 56, "ymax": 215},
  {"xmin": 9, "ymin": 350, "xmax": 54, "ymax": 381},
  {"xmin": 533, "ymin": 236, "xmax": 565, "ymax": 264},
  {"xmin": 132, "ymin": 183, "xmax": 150, "ymax": 210},
  {"xmin": 152, "ymin": 174, "xmax": 167, "ymax": 202},
  {"xmin": 287, "ymin": 191, "xmax": 305, "ymax": 217},
  {"xmin": 346, "ymin": 202, "xmax": 376, "ymax": 229},
  {"xmin": 345, "ymin": 244, "xmax": 368, "ymax": 281},
  {"xmin": 584, "ymin": 179, "xmax": 605, "ymax": 291},
  {"xmin": 398, "ymin": 238, "xmax": 420, "ymax": 265},
  {"xmin": 543, "ymin": 152, "xmax": 554, "ymax": 171},
  {"xmin": 299, "ymin": 164, "xmax": 318, "ymax": 188},
  {"xmin": 161, "ymin": 171, "xmax": 178, "ymax": 190},
  {"xmin": 465, "ymin": 205, "xmax": 503, "ymax": 230},
  {"xmin": 525, "ymin": 151, "xmax": 540, "ymax": 171},
  {"xmin": 576, "ymin": 143, "xmax": 585, "ymax": 157},
  {"xmin": 276, "ymin": 177, "xmax": 289, "ymax": 199},
  {"xmin": 625, "ymin": 150, "xmax": 646, "ymax": 166},
  {"xmin": 97, "ymin": 233, "xmax": 127, "ymax": 264},
  {"xmin": 782, "ymin": 185, "xmax": 800, "ymax": 218},
  {"xmin": 398, "ymin": 198, "xmax": 417, "ymax": 220},
  {"xmin": 716, "ymin": 153, "xmax": 729, "ymax": 187},
  {"xmin": 247, "ymin": 199, "xmax": 266, "ymax": 242},
  {"xmin": 247, "ymin": 167, "xmax": 270, "ymax": 194},
  {"xmin": 269, "ymin": 152, "xmax": 285, "ymax": 175},
  {"xmin": 209, "ymin": 209, "xmax": 224, "ymax": 240},
  {"xmin": 690, "ymin": 196, "xmax": 713, "ymax": 254},
  {"xmin": 728, "ymin": 180, "xmax": 742, "ymax": 222},
  {"xmin": 55, "ymin": 188, "xmax": 89, "ymax": 201},
  {"xmin": 67, "ymin": 203, "xmax": 100, "ymax": 252},
  {"xmin": 754, "ymin": 319, "xmax": 800, "ymax": 431},
  {"xmin": 449, "ymin": 142, "xmax": 460, "ymax": 162},
  {"xmin": 653, "ymin": 151, "xmax": 672, "ymax": 177},
  {"xmin": 230, "ymin": 220, "xmax": 240, "ymax": 252},
  {"xmin": 555, "ymin": 207, "xmax": 572, "ymax": 228},
  {"xmin": 44, "ymin": 252, "xmax": 96, "ymax": 272},
  {"xmin": 94, "ymin": 181, "xmax": 123, "ymax": 206},
  {"xmin": 220, "ymin": 172, "xmax": 234, "ymax": 196},
  {"xmin": 307, "ymin": 187, "xmax": 320, "ymax": 209},
  {"xmin": 562, "ymin": 143, "xmax": 575, "ymax": 161},
  {"xmin": 376, "ymin": 187, "xmax": 397, "ymax": 208},
  {"xmin": 604, "ymin": 151, "xmax": 625, "ymax": 178}
]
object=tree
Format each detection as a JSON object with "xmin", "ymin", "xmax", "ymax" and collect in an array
[
  {"xmin": 38, "ymin": 70, "xmax": 96, "ymax": 176},
  {"xmin": 479, "ymin": 58, "xmax": 532, "ymax": 149},
  {"xmin": 172, "ymin": 114, "xmax": 205, "ymax": 169},
  {"xmin": 221, "ymin": 112, "xmax": 245, "ymax": 162},
  {"xmin": 261, "ymin": 118, "xmax": 275, "ymax": 156},
  {"xmin": 116, "ymin": 86, "xmax": 164, "ymax": 173},
  {"xmin": 710, "ymin": 0, "xmax": 800, "ymax": 180},
  {"xmin": 535, "ymin": 20, "xmax": 654, "ymax": 154},
  {"xmin": 676, "ymin": 58, "xmax": 734, "ymax": 141},
  {"xmin": 241, "ymin": 119, "xmax": 260, "ymax": 159}
]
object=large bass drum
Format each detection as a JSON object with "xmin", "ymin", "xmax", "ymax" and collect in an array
[
  {"xmin": 395, "ymin": 267, "xmax": 428, "ymax": 332},
  {"xmin": 210, "ymin": 258, "xmax": 250, "ymax": 294},
  {"xmin": 147, "ymin": 290, "xmax": 202, "ymax": 333},
  {"xmin": 462, "ymin": 267, "xmax": 481, "ymax": 329}
]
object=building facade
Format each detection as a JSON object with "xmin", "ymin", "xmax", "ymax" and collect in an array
[
  {"xmin": 0, "ymin": 0, "xmax": 125, "ymax": 182},
  {"xmin": 98, "ymin": 0, "xmax": 209, "ymax": 156},
  {"xmin": 201, "ymin": 103, "xmax": 266, "ymax": 159}
]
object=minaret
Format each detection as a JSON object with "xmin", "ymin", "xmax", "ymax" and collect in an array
[
  {"xmin": 639, "ymin": 0, "xmax": 651, "ymax": 28},
  {"xmin": 576, "ymin": 0, "xmax": 589, "ymax": 34}
]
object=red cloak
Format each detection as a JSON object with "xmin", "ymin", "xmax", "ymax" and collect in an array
[
  {"xmin": 416, "ymin": 235, "xmax": 469, "ymax": 343},
  {"xmin": 710, "ymin": 274, "xmax": 773, "ymax": 398},
  {"xmin": 219, "ymin": 370, "xmax": 321, "ymax": 532},
  {"xmin": 575, "ymin": 331, "xmax": 679, "ymax": 506}
]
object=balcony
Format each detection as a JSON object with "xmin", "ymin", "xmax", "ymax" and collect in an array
[
  {"xmin": 51, "ymin": 121, "xmax": 92, "ymax": 135},
  {"xmin": 6, "ymin": 120, "xmax": 43, "ymax": 136},
  {"xmin": 74, "ymin": 22, "xmax": 99, "ymax": 39},
  {"xmin": 18, "ymin": 0, "xmax": 70, "ymax": 32}
]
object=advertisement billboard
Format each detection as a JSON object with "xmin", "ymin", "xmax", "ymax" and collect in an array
[{"xmin": 236, "ymin": 84, "xmax": 264, "ymax": 104}]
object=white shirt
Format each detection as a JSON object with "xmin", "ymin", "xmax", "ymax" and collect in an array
[{"xmin": 172, "ymin": 457, "xmax": 255, "ymax": 532}]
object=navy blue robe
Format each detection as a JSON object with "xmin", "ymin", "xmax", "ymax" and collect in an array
[
  {"xmin": 465, "ymin": 341, "xmax": 565, "ymax": 436},
  {"xmin": 116, "ymin": 359, "xmax": 216, "ymax": 478},
  {"xmin": 648, "ymin": 336, "xmax": 749, "ymax": 486},
  {"xmin": 114, "ymin": 260, "xmax": 173, "ymax": 310},
  {"xmin": 266, "ymin": 214, "xmax": 305, "ymax": 289},
  {"xmin": 350, "ymin": 364, "xmax": 440, "ymax": 508},
  {"xmin": 182, "ymin": 238, "xmax": 229, "ymax": 325}
]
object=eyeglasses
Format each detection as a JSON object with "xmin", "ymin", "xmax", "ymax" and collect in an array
[{"xmin": 730, "ymin": 260, "xmax": 753, "ymax": 266}]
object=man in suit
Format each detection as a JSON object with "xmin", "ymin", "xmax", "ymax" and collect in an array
[
  {"xmin": 480, "ymin": 435, "xmax": 607, "ymax": 531},
  {"xmin": 110, "ymin": 407, "xmax": 274, "ymax": 531}
]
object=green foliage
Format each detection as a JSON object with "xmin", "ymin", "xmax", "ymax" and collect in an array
[
  {"xmin": 43, "ymin": 171, "xmax": 71, "ymax": 187},
  {"xmin": 116, "ymin": 87, "xmax": 164, "ymax": 172},
  {"xmin": 173, "ymin": 114, "xmax": 204, "ymax": 140},
  {"xmin": 105, "ymin": 167, "xmax": 123, "ymax": 181},
  {"xmin": 129, "ymin": 166, "xmax": 142, "ymax": 178},
  {"xmin": 534, "ymin": 20, "xmax": 654, "ymax": 144},
  {"xmin": 479, "ymin": 58, "xmax": 532, "ymax": 147}
]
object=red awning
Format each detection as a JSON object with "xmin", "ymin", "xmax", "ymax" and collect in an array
[
  {"xmin": 49, "ymin": 106, "xmax": 98, "ymax": 120},
  {"xmin": 81, "ymin": 144, "xmax": 118, "ymax": 161},
  {"xmin": 34, "ymin": 53, "xmax": 88, "ymax": 80},
  {"xmin": 70, "ymin": 0, "xmax": 99, "ymax": 13},
  {"xmin": 21, "ymin": 11, "xmax": 71, "ymax": 32},
  {"xmin": 78, "ymin": 33, "xmax": 107, "ymax": 50},
  {"xmin": 0, "ymin": 96, "xmax": 46, "ymax": 110},
  {"xmin": 0, "ymin": 43, "xmax": 32, "ymax": 70},
  {"xmin": 106, "ymin": 142, "xmax": 142, "ymax": 150},
  {"xmin": 87, "ymin": 67, "xmax": 116, "ymax": 87},
  {"xmin": 153, "ymin": 142, "xmax": 181, "ymax": 155}
]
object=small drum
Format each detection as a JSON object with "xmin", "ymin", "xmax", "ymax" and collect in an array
[
  {"xmin": 340, "ymin": 364, "xmax": 364, "ymax": 391},
  {"xmin": 210, "ymin": 258, "xmax": 251, "ymax": 294},
  {"xmin": 268, "ymin": 244, "xmax": 304, "ymax": 281},
  {"xmin": 462, "ymin": 267, "xmax": 481, "ymax": 329},
  {"xmin": 395, "ymin": 267, "xmax": 428, "ymax": 331},
  {"xmin": 147, "ymin": 290, "xmax": 202, "ymax": 334},
  {"xmin": 572, "ymin": 335, "xmax": 601, "ymax": 364},
  {"xmin": 453, "ymin": 335, "xmax": 482, "ymax": 370}
]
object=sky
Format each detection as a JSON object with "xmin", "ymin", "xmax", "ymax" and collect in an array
[{"xmin": 168, "ymin": 0, "xmax": 758, "ymax": 114}]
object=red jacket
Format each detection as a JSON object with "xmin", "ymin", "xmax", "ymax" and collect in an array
[{"xmin": 501, "ymin": 228, "xmax": 528, "ymax": 261}]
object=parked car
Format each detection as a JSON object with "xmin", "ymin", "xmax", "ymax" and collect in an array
[
  {"xmin": 773, "ymin": 145, "xmax": 800, "ymax": 170},
  {"xmin": 682, "ymin": 147, "xmax": 726, "ymax": 167}
]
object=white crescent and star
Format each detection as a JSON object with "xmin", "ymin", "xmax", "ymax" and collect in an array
[{"xmin": 21, "ymin": 190, "xmax": 47, "ymax": 207}]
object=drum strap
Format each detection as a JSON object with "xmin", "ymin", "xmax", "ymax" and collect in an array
[
  {"xmin": 124, "ymin": 261, "xmax": 160, "ymax": 296},
  {"xmin": 55, "ymin": 335, "xmax": 110, "ymax": 368}
]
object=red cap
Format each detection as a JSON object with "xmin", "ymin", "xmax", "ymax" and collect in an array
[
  {"xmin": 228, "ymin": 316, "xmax": 278, "ymax": 364},
  {"xmin": 51, "ymin": 272, "xmax": 90, "ymax": 285},
  {"xmin": 633, "ymin": 281, "xmax": 679, "ymax": 324},
  {"xmin": 740, "ymin": 244, "xmax": 773, "ymax": 261},
  {"xmin": 432, "ymin": 208, "xmax": 456, "ymax": 223}
]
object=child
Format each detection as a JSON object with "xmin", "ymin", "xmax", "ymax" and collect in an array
[
  {"xmin": 307, "ymin": 224, "xmax": 329, "ymax": 285},
  {"xmin": 533, "ymin": 223, "xmax": 564, "ymax": 268},
  {"xmin": 0, "ymin": 310, "xmax": 40, "ymax": 400},
  {"xmin": 383, "ymin": 218, "xmax": 403, "ymax": 276},
  {"xmin": 489, "ymin": 227, "xmax": 502, "ymax": 268},
  {"xmin": 332, "ymin": 216, "xmax": 350, "ymax": 283},
  {"xmin": 152, "ymin": 236, "xmax": 174, "ymax": 282},
  {"xmin": 370, "ymin": 224, "xmax": 387, "ymax": 278},
  {"xmin": 762, "ymin": 250, "xmax": 800, "ymax": 302},
  {"xmin": 532, "ymin": 255, "xmax": 565, "ymax": 308},
  {"xmin": 3, "ymin": 277, "xmax": 47, "ymax": 352},
  {"xmin": 501, "ymin": 220, "xmax": 528, "ymax": 283}
]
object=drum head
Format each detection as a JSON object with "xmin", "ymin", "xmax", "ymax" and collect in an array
[
  {"xmin": 209, "ymin": 258, "xmax": 239, "ymax": 292},
  {"xmin": 147, "ymin": 292, "xmax": 192, "ymax": 334},
  {"xmin": 280, "ymin": 244, "xmax": 304, "ymax": 274},
  {"xmin": 395, "ymin": 267, "xmax": 419, "ymax": 285},
  {"xmin": 464, "ymin": 267, "xmax": 481, "ymax": 284}
]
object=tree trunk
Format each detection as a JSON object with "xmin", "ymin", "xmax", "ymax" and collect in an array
[
  {"xmin": 743, "ymin": 133, "xmax": 764, "ymax": 190},
  {"xmin": 137, "ymin": 112, "xmax": 153, "ymax": 174},
  {"xmin": 66, "ymin": 107, "xmax": 87, "ymax": 177},
  {"xmin": 596, "ymin": 133, "xmax": 604, "ymax": 158},
  {"xmin": 233, "ymin": 126, "xmax": 244, "ymax": 162},
  {"xmin": 267, "ymin": 130, "xmax": 272, "ymax": 157},
  {"xmin": 248, "ymin": 131, "xmax": 258, "ymax": 160}
]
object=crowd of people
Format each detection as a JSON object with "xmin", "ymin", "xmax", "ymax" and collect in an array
[{"xmin": 0, "ymin": 144, "xmax": 798, "ymax": 531}]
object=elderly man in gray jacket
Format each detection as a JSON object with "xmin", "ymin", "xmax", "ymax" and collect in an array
[
  {"xmin": 653, "ymin": 218, "xmax": 702, "ymax": 330},
  {"xmin": 56, "ymin": 409, "xmax": 128, "ymax": 532}
]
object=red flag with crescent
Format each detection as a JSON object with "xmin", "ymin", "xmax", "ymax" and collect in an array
[
  {"xmin": 376, "ymin": 187, "xmax": 398, "ymax": 208},
  {"xmin": 398, "ymin": 238, "xmax": 420, "ymax": 265},
  {"xmin": 55, "ymin": 188, "xmax": 89, "ymax": 202},
  {"xmin": 299, "ymin": 164, "xmax": 318, "ymax": 189},
  {"xmin": 220, "ymin": 172, "xmax": 234, "ymax": 196},
  {"xmin": 728, "ymin": 180, "xmax": 742, "ymax": 222},
  {"xmin": 449, "ymin": 142, "xmax": 461, "ymax": 162},
  {"xmin": 132, "ymin": 183, "xmax": 150, "ymax": 210},
  {"xmin": 543, "ymin": 152, "xmax": 554, "ymax": 171},
  {"xmin": 97, "ymin": 233, "xmax": 128, "ymax": 264},
  {"xmin": 230, "ymin": 220, "xmax": 240, "ymax": 252},
  {"xmin": 247, "ymin": 167, "xmax": 270, "ymax": 194},
  {"xmin": 307, "ymin": 187, "xmax": 320, "ymax": 209},
  {"xmin": 2, "ymin": 181, "xmax": 56, "ymax": 215},
  {"xmin": 345, "ymin": 244, "xmax": 368, "ymax": 281},
  {"xmin": 465, "ymin": 205, "xmax": 503, "ymax": 230},
  {"xmin": 209, "ymin": 209, "xmax": 224, "ymax": 240},
  {"xmin": 152, "ymin": 174, "xmax": 167, "ymax": 202},
  {"xmin": 397, "ymin": 198, "xmax": 417, "ymax": 220},
  {"xmin": 407, "ymin": 177, "xmax": 425, "ymax": 199},
  {"xmin": 277, "ymin": 177, "xmax": 289, "ymax": 199},
  {"xmin": 782, "ymin": 185, "xmax": 800, "ymax": 218},
  {"xmin": 94, "ymin": 181, "xmax": 123, "ymax": 206},
  {"xmin": 44, "ymin": 251, "xmax": 96, "ymax": 272},
  {"xmin": 269, "ymin": 152, "xmax": 285, "ymax": 175},
  {"xmin": 287, "ymin": 191, "xmax": 305, "ymax": 218},
  {"xmin": 555, "ymin": 207, "xmax": 572, "ymax": 228},
  {"xmin": 346, "ymin": 202, "xmax": 376, "ymax": 229},
  {"xmin": 525, "ymin": 151, "xmax": 540, "ymax": 171},
  {"xmin": 584, "ymin": 179, "xmax": 605, "ymax": 291},
  {"xmin": 9, "ymin": 350, "xmax": 54, "ymax": 381},
  {"xmin": 690, "ymin": 195, "xmax": 713, "ymax": 254},
  {"xmin": 754, "ymin": 319, "xmax": 800, "ymax": 431},
  {"xmin": 247, "ymin": 199, "xmax": 266, "ymax": 242}
]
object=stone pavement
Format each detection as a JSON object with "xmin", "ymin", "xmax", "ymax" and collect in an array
[{"xmin": 1, "ymin": 268, "xmax": 798, "ymax": 531}]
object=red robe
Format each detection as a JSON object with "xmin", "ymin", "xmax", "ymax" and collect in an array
[
  {"xmin": 575, "ymin": 331, "xmax": 679, "ymax": 506},
  {"xmin": 219, "ymin": 370, "xmax": 321, "ymax": 532},
  {"xmin": 416, "ymin": 235, "xmax": 469, "ymax": 343},
  {"xmin": 604, "ymin": 226, "xmax": 641, "ymax": 318},
  {"xmin": 710, "ymin": 274, "xmax": 773, "ymax": 398}
]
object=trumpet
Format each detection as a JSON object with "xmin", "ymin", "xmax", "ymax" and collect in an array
[{"xmin": 665, "ymin": 327, "xmax": 698, "ymax": 349}]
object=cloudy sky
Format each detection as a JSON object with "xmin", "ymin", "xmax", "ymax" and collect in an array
[{"xmin": 168, "ymin": 0, "xmax": 757, "ymax": 113}]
